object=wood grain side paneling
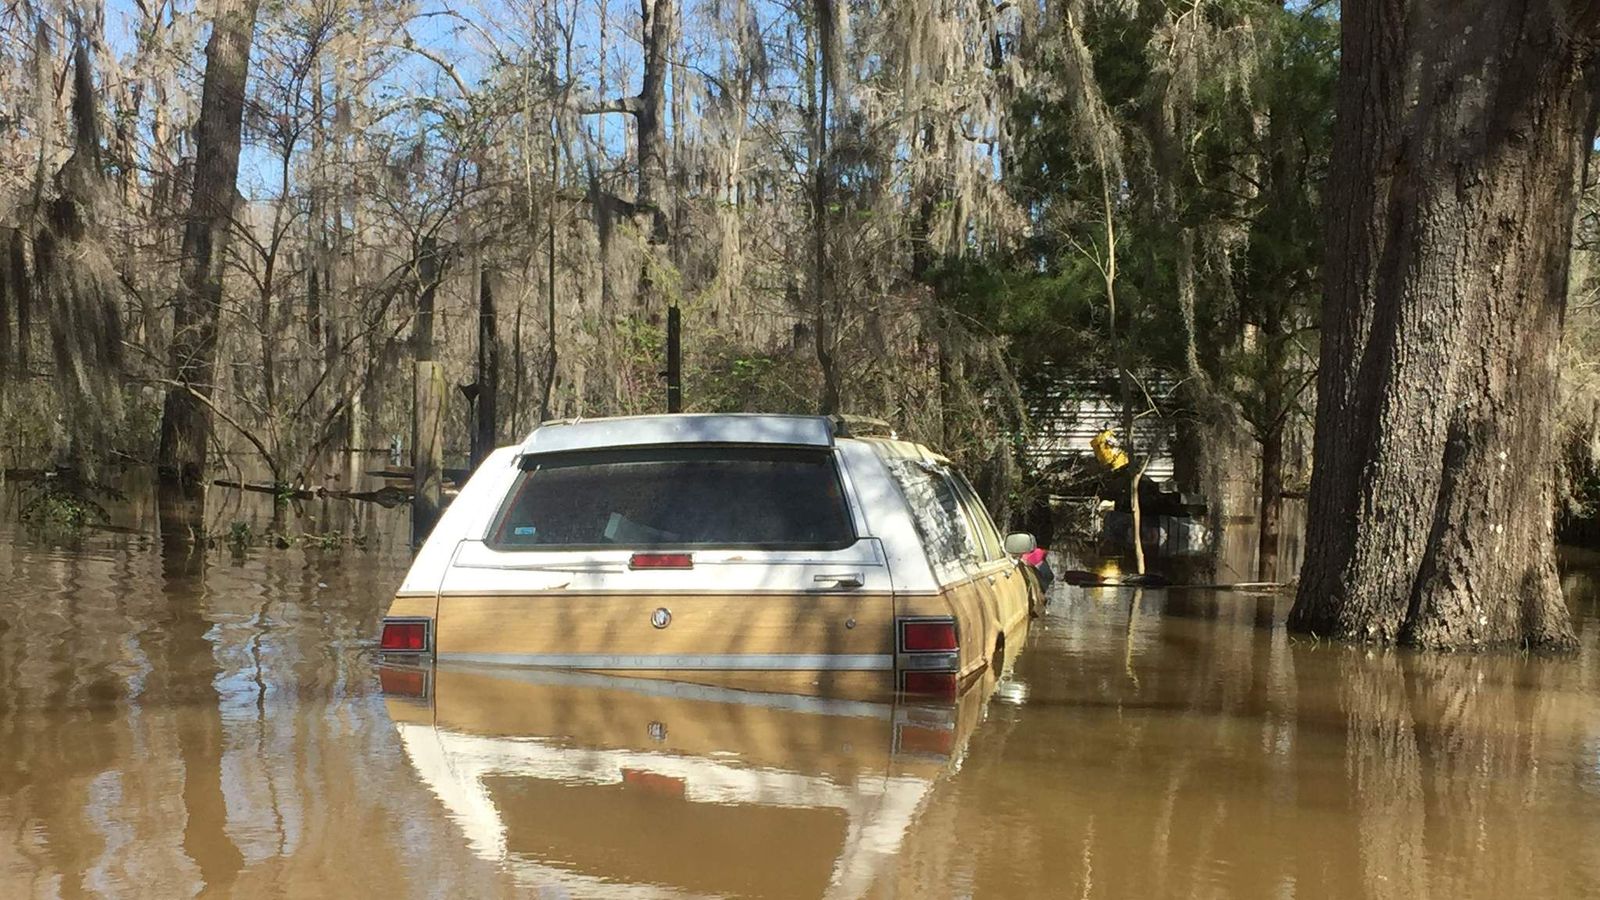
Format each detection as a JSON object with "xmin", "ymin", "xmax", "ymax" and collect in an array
[
  {"xmin": 386, "ymin": 594, "xmax": 438, "ymax": 620},
  {"xmin": 435, "ymin": 591, "xmax": 896, "ymax": 660}
]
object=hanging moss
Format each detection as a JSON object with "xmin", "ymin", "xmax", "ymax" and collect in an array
[{"xmin": 5, "ymin": 229, "xmax": 29, "ymax": 375}]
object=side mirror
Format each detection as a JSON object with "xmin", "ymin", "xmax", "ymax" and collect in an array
[{"xmin": 1003, "ymin": 532, "xmax": 1037, "ymax": 555}]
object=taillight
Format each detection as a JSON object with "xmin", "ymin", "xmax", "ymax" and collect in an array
[
  {"xmin": 896, "ymin": 616, "xmax": 959, "ymax": 694},
  {"xmin": 380, "ymin": 618, "xmax": 430, "ymax": 652},
  {"xmin": 900, "ymin": 619, "xmax": 958, "ymax": 652},
  {"xmin": 630, "ymin": 553, "xmax": 694, "ymax": 570}
]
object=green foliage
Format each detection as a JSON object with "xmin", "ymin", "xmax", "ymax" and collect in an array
[
  {"xmin": 686, "ymin": 340, "xmax": 817, "ymax": 414},
  {"xmin": 226, "ymin": 520, "xmax": 254, "ymax": 551},
  {"xmin": 1217, "ymin": 9, "xmax": 1337, "ymax": 441},
  {"xmin": 609, "ymin": 317, "xmax": 671, "ymax": 416},
  {"xmin": 927, "ymin": 0, "xmax": 1338, "ymax": 474},
  {"xmin": 301, "ymin": 530, "xmax": 345, "ymax": 551},
  {"xmin": 17, "ymin": 476, "xmax": 120, "ymax": 532},
  {"xmin": 213, "ymin": 517, "xmax": 369, "ymax": 553}
]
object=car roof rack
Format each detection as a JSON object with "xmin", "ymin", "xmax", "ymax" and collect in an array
[{"xmin": 828, "ymin": 413, "xmax": 899, "ymax": 440}]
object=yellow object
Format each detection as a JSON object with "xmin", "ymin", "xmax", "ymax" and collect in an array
[{"xmin": 1091, "ymin": 428, "xmax": 1129, "ymax": 471}]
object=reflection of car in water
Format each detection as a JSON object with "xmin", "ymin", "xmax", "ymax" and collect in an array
[
  {"xmin": 381, "ymin": 663, "xmax": 1004, "ymax": 898},
  {"xmin": 381, "ymin": 414, "xmax": 1041, "ymax": 695}
]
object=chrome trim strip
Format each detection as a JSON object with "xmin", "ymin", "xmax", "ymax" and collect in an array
[
  {"xmin": 435, "ymin": 651, "xmax": 893, "ymax": 671},
  {"xmin": 437, "ymin": 663, "xmax": 895, "ymax": 719},
  {"xmin": 899, "ymin": 652, "xmax": 959, "ymax": 671}
]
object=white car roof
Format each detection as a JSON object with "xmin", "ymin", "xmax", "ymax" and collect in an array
[{"xmin": 517, "ymin": 413, "xmax": 836, "ymax": 457}]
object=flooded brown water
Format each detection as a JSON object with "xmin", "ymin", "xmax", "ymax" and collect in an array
[{"xmin": 1, "ymin": 483, "xmax": 1599, "ymax": 898}]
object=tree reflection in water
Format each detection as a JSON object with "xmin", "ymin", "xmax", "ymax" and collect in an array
[
  {"xmin": 887, "ymin": 575, "xmax": 1600, "ymax": 899},
  {"xmin": 157, "ymin": 483, "xmax": 246, "ymax": 894}
]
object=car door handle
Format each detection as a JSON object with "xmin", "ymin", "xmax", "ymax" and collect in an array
[{"xmin": 814, "ymin": 573, "xmax": 864, "ymax": 588}]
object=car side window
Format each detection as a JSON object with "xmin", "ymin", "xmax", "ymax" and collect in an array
[
  {"xmin": 951, "ymin": 474, "xmax": 1006, "ymax": 562},
  {"xmin": 887, "ymin": 458, "xmax": 981, "ymax": 579}
]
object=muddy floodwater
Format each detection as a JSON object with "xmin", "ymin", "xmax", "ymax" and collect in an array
[{"xmin": 1, "ymin": 485, "xmax": 1599, "ymax": 898}]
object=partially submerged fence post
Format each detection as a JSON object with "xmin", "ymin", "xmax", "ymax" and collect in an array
[
  {"xmin": 412, "ymin": 361, "xmax": 446, "ymax": 546},
  {"xmin": 474, "ymin": 268, "xmax": 498, "ymax": 466},
  {"xmin": 665, "ymin": 304, "xmax": 682, "ymax": 413}
]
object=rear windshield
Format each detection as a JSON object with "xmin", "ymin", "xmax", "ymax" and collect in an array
[{"xmin": 489, "ymin": 446, "xmax": 857, "ymax": 550}]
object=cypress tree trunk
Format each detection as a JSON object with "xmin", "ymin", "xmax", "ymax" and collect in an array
[
  {"xmin": 414, "ymin": 235, "xmax": 441, "ymax": 361},
  {"xmin": 810, "ymin": 0, "xmax": 840, "ymax": 415},
  {"xmin": 541, "ymin": 160, "xmax": 559, "ymax": 422},
  {"xmin": 156, "ymin": 0, "xmax": 260, "ymax": 489},
  {"xmin": 1291, "ymin": 0, "xmax": 1598, "ymax": 649},
  {"xmin": 637, "ymin": 0, "xmax": 671, "ymax": 244}
]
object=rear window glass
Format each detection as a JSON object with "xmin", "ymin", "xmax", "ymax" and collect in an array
[{"xmin": 490, "ymin": 446, "xmax": 857, "ymax": 550}]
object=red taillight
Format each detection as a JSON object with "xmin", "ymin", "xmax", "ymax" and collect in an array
[
  {"xmin": 630, "ymin": 553, "xmax": 694, "ymax": 570},
  {"xmin": 901, "ymin": 620, "xmax": 958, "ymax": 652},
  {"xmin": 902, "ymin": 672, "xmax": 960, "ymax": 697},
  {"xmin": 381, "ymin": 620, "xmax": 428, "ymax": 652}
]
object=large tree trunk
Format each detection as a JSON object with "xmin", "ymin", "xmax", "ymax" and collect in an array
[
  {"xmin": 541, "ymin": 163, "xmax": 559, "ymax": 422},
  {"xmin": 638, "ymin": 0, "xmax": 671, "ymax": 243},
  {"xmin": 810, "ymin": 0, "xmax": 840, "ymax": 415},
  {"xmin": 1290, "ymin": 0, "xmax": 1597, "ymax": 649},
  {"xmin": 636, "ymin": 0, "xmax": 672, "ymax": 394},
  {"xmin": 156, "ymin": 0, "xmax": 260, "ymax": 489},
  {"xmin": 1254, "ymin": 63, "xmax": 1300, "ymax": 586},
  {"xmin": 413, "ymin": 235, "xmax": 441, "ymax": 361}
]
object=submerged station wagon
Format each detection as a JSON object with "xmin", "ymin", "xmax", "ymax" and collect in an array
[{"xmin": 380, "ymin": 414, "xmax": 1041, "ymax": 694}]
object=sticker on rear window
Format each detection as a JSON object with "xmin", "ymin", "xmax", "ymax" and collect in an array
[{"xmin": 513, "ymin": 526, "xmax": 537, "ymax": 536}]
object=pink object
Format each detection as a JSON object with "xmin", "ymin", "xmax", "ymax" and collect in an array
[{"xmin": 1022, "ymin": 547, "xmax": 1047, "ymax": 567}]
